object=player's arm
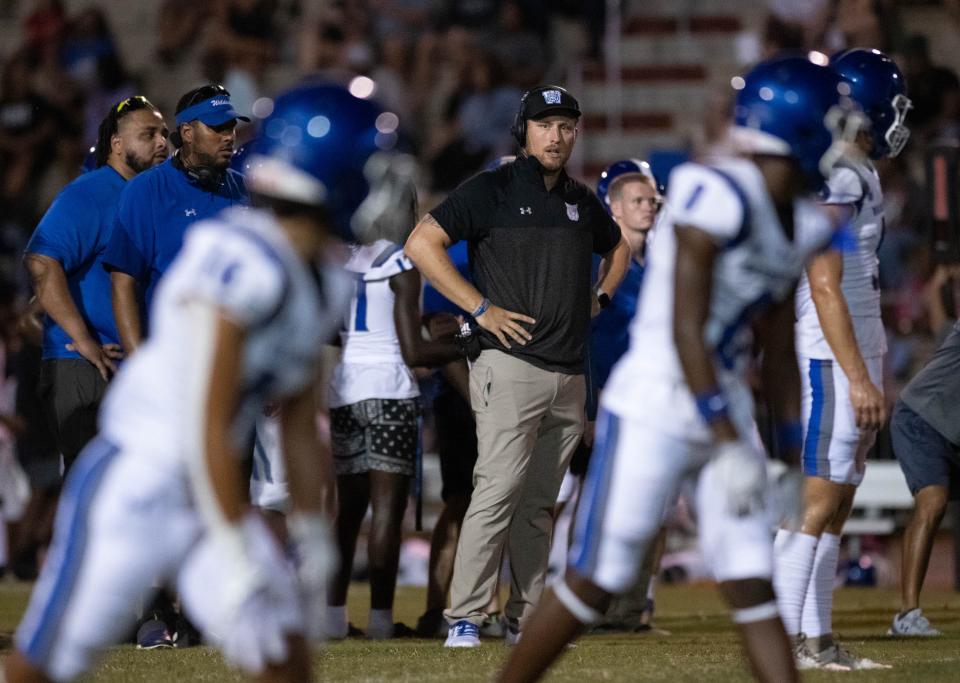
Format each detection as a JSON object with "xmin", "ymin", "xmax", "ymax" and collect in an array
[
  {"xmin": 405, "ymin": 214, "xmax": 534, "ymax": 348},
  {"xmin": 594, "ymin": 234, "xmax": 630, "ymax": 299},
  {"xmin": 672, "ymin": 224, "xmax": 737, "ymax": 443},
  {"xmin": 279, "ymin": 377, "xmax": 335, "ymax": 519},
  {"xmin": 754, "ymin": 291, "xmax": 803, "ymax": 467},
  {"xmin": 806, "ymin": 247, "xmax": 885, "ymax": 429},
  {"xmin": 391, "ymin": 268, "xmax": 462, "ymax": 367},
  {"xmin": 110, "ymin": 271, "xmax": 143, "ymax": 354},
  {"xmin": 24, "ymin": 253, "xmax": 119, "ymax": 379},
  {"xmin": 195, "ymin": 307, "xmax": 249, "ymax": 526}
]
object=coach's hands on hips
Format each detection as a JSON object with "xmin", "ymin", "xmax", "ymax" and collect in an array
[
  {"xmin": 66, "ymin": 339, "xmax": 124, "ymax": 380},
  {"xmin": 712, "ymin": 439, "xmax": 767, "ymax": 518},
  {"xmin": 849, "ymin": 377, "xmax": 886, "ymax": 430},
  {"xmin": 475, "ymin": 304, "xmax": 535, "ymax": 349}
]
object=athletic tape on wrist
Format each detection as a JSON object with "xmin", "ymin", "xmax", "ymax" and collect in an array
[
  {"xmin": 731, "ymin": 600, "xmax": 779, "ymax": 624},
  {"xmin": 553, "ymin": 578, "xmax": 603, "ymax": 624},
  {"xmin": 694, "ymin": 387, "xmax": 729, "ymax": 424}
]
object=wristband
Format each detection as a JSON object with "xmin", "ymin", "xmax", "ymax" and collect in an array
[
  {"xmin": 776, "ymin": 420, "xmax": 804, "ymax": 453},
  {"xmin": 471, "ymin": 297, "xmax": 491, "ymax": 318},
  {"xmin": 596, "ymin": 290, "xmax": 611, "ymax": 310},
  {"xmin": 694, "ymin": 387, "xmax": 729, "ymax": 424}
]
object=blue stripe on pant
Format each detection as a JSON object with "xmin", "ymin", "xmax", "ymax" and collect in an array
[
  {"xmin": 22, "ymin": 437, "xmax": 119, "ymax": 665},
  {"xmin": 570, "ymin": 408, "xmax": 620, "ymax": 576},
  {"xmin": 803, "ymin": 359, "xmax": 835, "ymax": 479}
]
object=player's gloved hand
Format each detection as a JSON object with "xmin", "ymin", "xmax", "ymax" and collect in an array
[
  {"xmin": 289, "ymin": 512, "xmax": 338, "ymax": 640},
  {"xmin": 712, "ymin": 439, "xmax": 767, "ymax": 518},
  {"xmin": 774, "ymin": 465, "xmax": 804, "ymax": 531},
  {"xmin": 212, "ymin": 520, "xmax": 289, "ymax": 673}
]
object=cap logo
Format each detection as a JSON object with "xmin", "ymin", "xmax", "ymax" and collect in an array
[
  {"xmin": 210, "ymin": 98, "xmax": 228, "ymax": 106},
  {"xmin": 542, "ymin": 90, "xmax": 562, "ymax": 105}
]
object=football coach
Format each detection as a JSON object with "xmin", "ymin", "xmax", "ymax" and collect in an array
[
  {"xmin": 104, "ymin": 84, "xmax": 248, "ymax": 353},
  {"xmin": 404, "ymin": 85, "xmax": 631, "ymax": 647}
]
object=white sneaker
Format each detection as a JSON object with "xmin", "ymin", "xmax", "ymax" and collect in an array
[
  {"xmin": 888, "ymin": 608, "xmax": 941, "ymax": 637},
  {"xmin": 504, "ymin": 624, "xmax": 521, "ymax": 646},
  {"xmin": 791, "ymin": 635, "xmax": 820, "ymax": 670},
  {"xmin": 444, "ymin": 620, "xmax": 481, "ymax": 648},
  {"xmin": 815, "ymin": 643, "xmax": 892, "ymax": 670}
]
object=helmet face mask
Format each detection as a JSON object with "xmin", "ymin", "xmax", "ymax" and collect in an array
[
  {"xmin": 883, "ymin": 92, "xmax": 913, "ymax": 157},
  {"xmin": 830, "ymin": 48, "xmax": 912, "ymax": 159}
]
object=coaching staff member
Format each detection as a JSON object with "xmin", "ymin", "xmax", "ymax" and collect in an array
[
  {"xmin": 24, "ymin": 95, "xmax": 168, "ymax": 472},
  {"xmin": 103, "ymin": 84, "xmax": 248, "ymax": 352},
  {"xmin": 405, "ymin": 85, "xmax": 630, "ymax": 647}
]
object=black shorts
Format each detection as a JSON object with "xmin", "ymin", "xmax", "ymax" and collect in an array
[
  {"xmin": 434, "ymin": 389, "xmax": 478, "ymax": 502},
  {"xmin": 890, "ymin": 399, "xmax": 960, "ymax": 497},
  {"xmin": 330, "ymin": 398, "xmax": 421, "ymax": 477},
  {"xmin": 37, "ymin": 359, "xmax": 108, "ymax": 473}
]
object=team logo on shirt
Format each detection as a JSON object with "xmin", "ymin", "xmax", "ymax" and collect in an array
[
  {"xmin": 565, "ymin": 202, "xmax": 579, "ymax": 221},
  {"xmin": 519, "ymin": 207, "xmax": 532, "ymax": 215},
  {"xmin": 543, "ymin": 90, "xmax": 562, "ymax": 105},
  {"xmin": 185, "ymin": 209, "xmax": 197, "ymax": 217}
]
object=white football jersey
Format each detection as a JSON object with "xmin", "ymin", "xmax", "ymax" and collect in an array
[
  {"xmin": 100, "ymin": 207, "xmax": 351, "ymax": 476},
  {"xmin": 795, "ymin": 158, "xmax": 886, "ymax": 359},
  {"xmin": 329, "ymin": 239, "xmax": 419, "ymax": 407},
  {"xmin": 603, "ymin": 158, "xmax": 834, "ymax": 439}
]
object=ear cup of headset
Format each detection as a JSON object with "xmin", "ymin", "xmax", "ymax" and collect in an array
[{"xmin": 512, "ymin": 90, "xmax": 529, "ymax": 146}]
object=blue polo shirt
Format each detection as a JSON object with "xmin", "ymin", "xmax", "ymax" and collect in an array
[
  {"xmin": 26, "ymin": 165, "xmax": 125, "ymax": 360},
  {"xmin": 587, "ymin": 254, "xmax": 645, "ymax": 418},
  {"xmin": 102, "ymin": 157, "xmax": 247, "ymax": 325},
  {"xmin": 422, "ymin": 241, "xmax": 472, "ymax": 317}
]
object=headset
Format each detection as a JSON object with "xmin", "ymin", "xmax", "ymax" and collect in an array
[
  {"xmin": 170, "ymin": 84, "xmax": 231, "ymax": 190},
  {"xmin": 510, "ymin": 85, "xmax": 580, "ymax": 147}
]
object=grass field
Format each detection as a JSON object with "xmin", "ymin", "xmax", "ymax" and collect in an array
[{"xmin": 2, "ymin": 581, "xmax": 960, "ymax": 681}]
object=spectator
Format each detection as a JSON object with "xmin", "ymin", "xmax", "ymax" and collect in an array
[
  {"xmin": 900, "ymin": 35, "xmax": 960, "ymax": 137},
  {"xmin": 405, "ymin": 85, "xmax": 629, "ymax": 647},
  {"xmin": 24, "ymin": 96, "xmax": 168, "ymax": 473},
  {"xmin": 155, "ymin": 0, "xmax": 211, "ymax": 65},
  {"xmin": 0, "ymin": 51, "xmax": 60, "ymax": 224}
]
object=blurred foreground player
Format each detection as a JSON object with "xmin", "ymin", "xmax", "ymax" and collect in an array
[
  {"xmin": 2, "ymin": 82, "xmax": 399, "ymax": 683},
  {"xmin": 497, "ymin": 56, "xmax": 863, "ymax": 683},
  {"xmin": 774, "ymin": 48, "xmax": 910, "ymax": 670}
]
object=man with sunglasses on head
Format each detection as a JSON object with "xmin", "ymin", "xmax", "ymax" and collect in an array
[
  {"xmin": 24, "ymin": 95, "xmax": 168, "ymax": 476},
  {"xmin": 104, "ymin": 85, "xmax": 248, "ymax": 354}
]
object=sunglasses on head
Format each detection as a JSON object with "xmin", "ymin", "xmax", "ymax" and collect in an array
[{"xmin": 116, "ymin": 95, "xmax": 153, "ymax": 114}]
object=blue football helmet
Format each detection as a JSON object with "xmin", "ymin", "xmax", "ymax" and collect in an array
[
  {"xmin": 596, "ymin": 159, "xmax": 660, "ymax": 214},
  {"xmin": 831, "ymin": 48, "xmax": 911, "ymax": 158},
  {"xmin": 243, "ymin": 82, "xmax": 414, "ymax": 243},
  {"xmin": 732, "ymin": 56, "xmax": 861, "ymax": 191}
]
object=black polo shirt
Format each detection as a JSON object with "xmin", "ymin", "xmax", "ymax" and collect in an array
[{"xmin": 430, "ymin": 154, "xmax": 622, "ymax": 374}]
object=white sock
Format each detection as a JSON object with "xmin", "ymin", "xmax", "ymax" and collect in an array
[
  {"xmin": 773, "ymin": 529, "xmax": 818, "ymax": 636},
  {"xmin": 367, "ymin": 608, "xmax": 394, "ymax": 639},
  {"xmin": 801, "ymin": 532, "xmax": 840, "ymax": 640},
  {"xmin": 327, "ymin": 605, "xmax": 348, "ymax": 639}
]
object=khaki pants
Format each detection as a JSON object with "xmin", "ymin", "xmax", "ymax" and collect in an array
[{"xmin": 445, "ymin": 350, "xmax": 585, "ymax": 627}]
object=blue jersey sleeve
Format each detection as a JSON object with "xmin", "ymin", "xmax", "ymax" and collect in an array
[
  {"xmin": 103, "ymin": 179, "xmax": 153, "ymax": 279},
  {"xmin": 26, "ymin": 186, "xmax": 98, "ymax": 272}
]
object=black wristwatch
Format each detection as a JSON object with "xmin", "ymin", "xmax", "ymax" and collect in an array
[{"xmin": 596, "ymin": 289, "xmax": 611, "ymax": 310}]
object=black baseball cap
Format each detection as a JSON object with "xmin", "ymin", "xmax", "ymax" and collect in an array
[{"xmin": 523, "ymin": 86, "xmax": 581, "ymax": 120}]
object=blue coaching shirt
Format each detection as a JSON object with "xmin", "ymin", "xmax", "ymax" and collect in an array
[
  {"xmin": 102, "ymin": 156, "xmax": 247, "ymax": 324},
  {"xmin": 26, "ymin": 165, "xmax": 125, "ymax": 360}
]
